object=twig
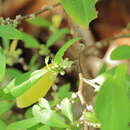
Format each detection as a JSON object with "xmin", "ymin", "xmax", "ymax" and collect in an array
[
  {"xmin": 77, "ymin": 73, "xmax": 86, "ymax": 105},
  {"xmin": 95, "ymin": 33, "xmax": 130, "ymax": 49},
  {"xmin": 78, "ymin": 74, "xmax": 101, "ymax": 130},
  {"xmin": 19, "ymin": 2, "xmax": 61, "ymax": 21},
  {"xmin": 78, "ymin": 73, "xmax": 100, "ymax": 94},
  {"xmin": 84, "ymin": 121, "xmax": 88, "ymax": 130},
  {"xmin": 77, "ymin": 73, "xmax": 89, "ymax": 130},
  {"xmin": 84, "ymin": 33, "xmax": 130, "ymax": 57},
  {"xmin": 0, "ymin": 3, "xmax": 61, "ymax": 25},
  {"xmin": 82, "ymin": 78, "xmax": 100, "ymax": 92}
]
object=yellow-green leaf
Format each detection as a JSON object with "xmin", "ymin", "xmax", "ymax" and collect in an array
[{"xmin": 16, "ymin": 65, "xmax": 57, "ymax": 108}]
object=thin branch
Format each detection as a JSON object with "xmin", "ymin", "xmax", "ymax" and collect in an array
[
  {"xmin": 84, "ymin": 121, "xmax": 88, "ymax": 130},
  {"xmin": 77, "ymin": 72, "xmax": 101, "ymax": 103},
  {"xmin": 77, "ymin": 73, "xmax": 89, "ymax": 130},
  {"xmin": 0, "ymin": 3, "xmax": 61, "ymax": 25},
  {"xmin": 82, "ymin": 78, "xmax": 100, "ymax": 92},
  {"xmin": 22, "ymin": 3, "xmax": 61, "ymax": 20},
  {"xmin": 77, "ymin": 73, "xmax": 86, "ymax": 105},
  {"xmin": 84, "ymin": 33, "xmax": 130, "ymax": 56},
  {"xmin": 95, "ymin": 33, "xmax": 130, "ymax": 49},
  {"xmin": 18, "ymin": 2, "xmax": 61, "ymax": 21}
]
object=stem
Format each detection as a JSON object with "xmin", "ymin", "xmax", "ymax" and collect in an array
[
  {"xmin": 77, "ymin": 73, "xmax": 86, "ymax": 105},
  {"xmin": 18, "ymin": 3, "xmax": 61, "ymax": 22},
  {"xmin": 82, "ymin": 78, "xmax": 100, "ymax": 91}
]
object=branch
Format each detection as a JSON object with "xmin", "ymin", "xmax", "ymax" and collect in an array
[
  {"xmin": 84, "ymin": 33, "xmax": 130, "ymax": 56},
  {"xmin": 95, "ymin": 33, "xmax": 130, "ymax": 49},
  {"xmin": 0, "ymin": 3, "xmax": 61, "ymax": 25},
  {"xmin": 77, "ymin": 73, "xmax": 86, "ymax": 105},
  {"xmin": 18, "ymin": 2, "xmax": 61, "ymax": 21},
  {"xmin": 82, "ymin": 78, "xmax": 100, "ymax": 92}
]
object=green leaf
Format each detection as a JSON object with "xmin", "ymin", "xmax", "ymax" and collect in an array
[
  {"xmin": 2, "ymin": 37, "xmax": 9, "ymax": 49},
  {"xmin": 27, "ymin": 17, "xmax": 51, "ymax": 27},
  {"xmin": 83, "ymin": 112, "xmax": 100, "ymax": 124},
  {"xmin": 50, "ymin": 84, "xmax": 72, "ymax": 107},
  {"xmin": 98, "ymin": 63, "xmax": 108, "ymax": 75},
  {"xmin": 61, "ymin": 98, "xmax": 73, "ymax": 122},
  {"xmin": 39, "ymin": 44, "xmax": 50, "ymax": 56},
  {"xmin": 38, "ymin": 125, "xmax": 51, "ymax": 130},
  {"xmin": 0, "ymin": 90, "xmax": 14, "ymax": 100},
  {"xmin": 0, "ymin": 120, "xmax": 7, "ymax": 130},
  {"xmin": 0, "ymin": 101, "xmax": 14, "ymax": 116},
  {"xmin": 5, "ymin": 68, "xmax": 22, "ymax": 79},
  {"xmin": 7, "ymin": 118, "xmax": 38, "ymax": 130},
  {"xmin": 0, "ymin": 48, "xmax": 6, "ymax": 82},
  {"xmin": 33, "ymin": 105, "xmax": 68, "ymax": 128},
  {"xmin": 25, "ymin": 108, "xmax": 33, "ymax": 119},
  {"xmin": 0, "ymin": 25, "xmax": 40, "ymax": 49},
  {"xmin": 71, "ymin": 127, "xmax": 82, "ymax": 130},
  {"xmin": 4, "ymin": 69, "xmax": 49, "ymax": 97},
  {"xmin": 58, "ymin": 84, "xmax": 72, "ymax": 100},
  {"xmin": 21, "ymin": 32, "xmax": 40, "ymax": 48},
  {"xmin": 61, "ymin": 0, "xmax": 97, "ymax": 27},
  {"xmin": 27, "ymin": 124, "xmax": 42, "ymax": 130},
  {"xmin": 46, "ymin": 28, "xmax": 70, "ymax": 48},
  {"xmin": 111, "ymin": 45, "xmax": 130, "ymax": 60},
  {"xmin": 93, "ymin": 66, "xmax": 117, "ymax": 87},
  {"xmin": 0, "ymin": 25, "xmax": 23, "ymax": 39},
  {"xmin": 95, "ymin": 64, "xmax": 130, "ymax": 130},
  {"xmin": 54, "ymin": 38, "xmax": 80, "ymax": 63}
]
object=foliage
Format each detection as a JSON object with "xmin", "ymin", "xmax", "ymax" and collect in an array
[
  {"xmin": 0, "ymin": 48, "xmax": 6, "ymax": 81},
  {"xmin": 0, "ymin": 0, "xmax": 129, "ymax": 130},
  {"xmin": 95, "ymin": 64, "xmax": 130, "ymax": 130},
  {"xmin": 61, "ymin": 0, "xmax": 97, "ymax": 27},
  {"xmin": 111, "ymin": 45, "xmax": 130, "ymax": 60}
]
